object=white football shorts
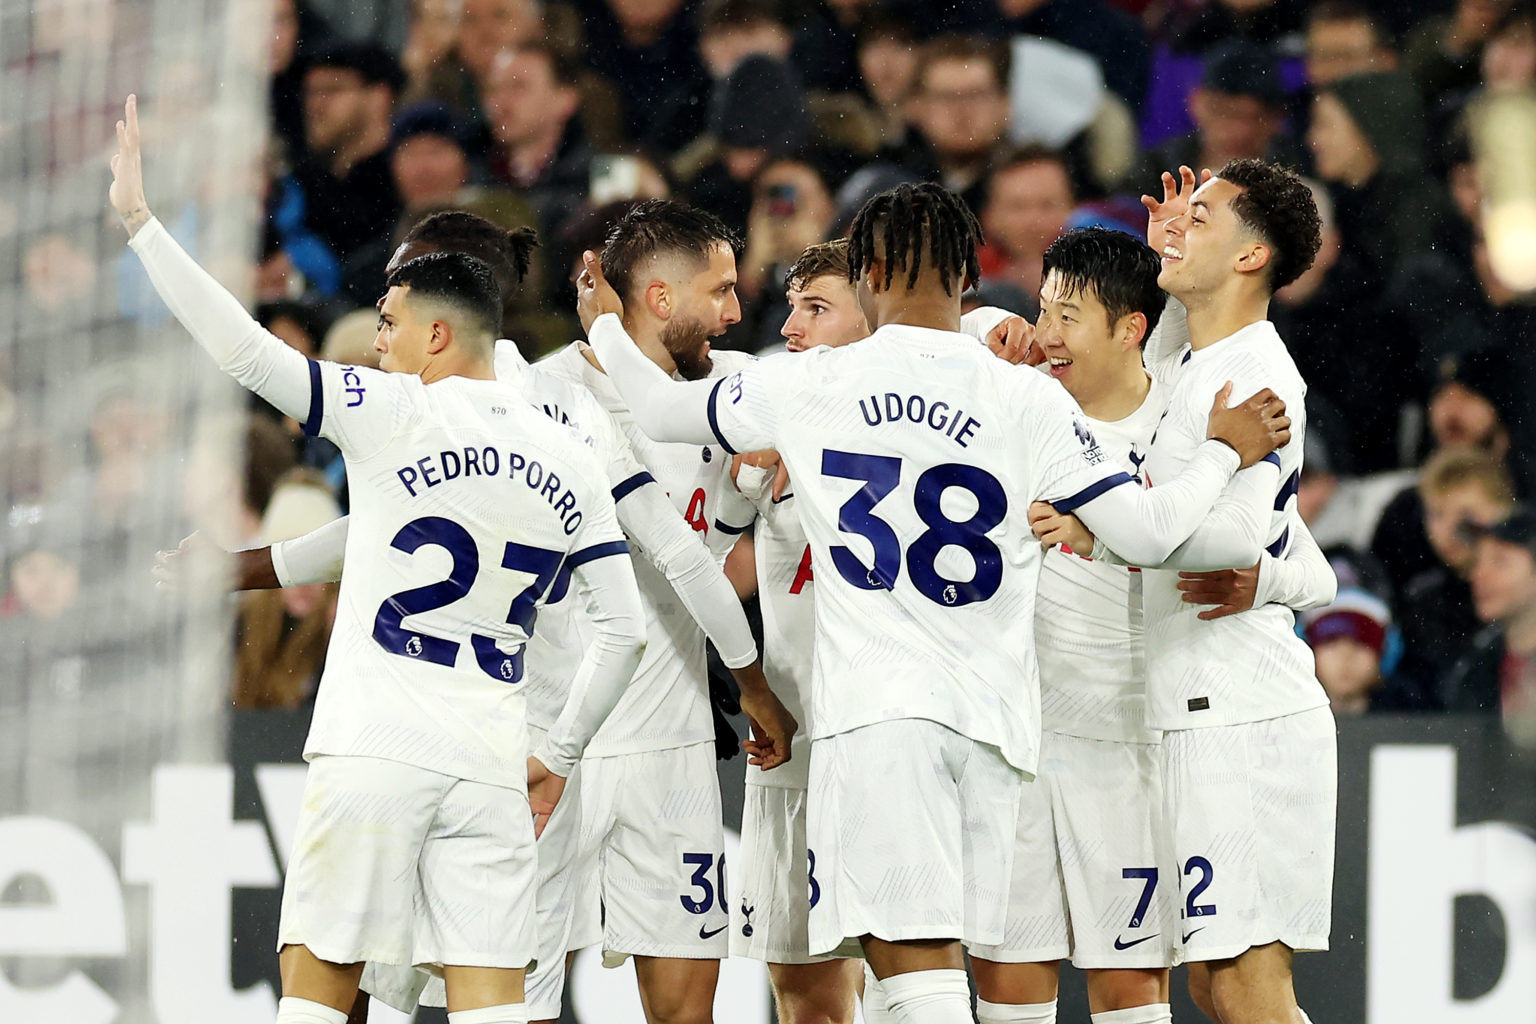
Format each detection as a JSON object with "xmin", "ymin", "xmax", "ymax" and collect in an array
[
  {"xmin": 968, "ymin": 730, "xmax": 1179, "ymax": 970},
  {"xmin": 1162, "ymin": 706, "xmax": 1337, "ymax": 962},
  {"xmin": 574, "ymin": 740, "xmax": 729, "ymax": 965},
  {"xmin": 359, "ymin": 739, "xmax": 585, "ymax": 1019},
  {"xmin": 277, "ymin": 754, "xmax": 537, "ymax": 972},
  {"xmin": 730, "ymin": 781, "xmax": 847, "ymax": 965},
  {"xmin": 806, "ymin": 719, "xmax": 1025, "ymax": 958}
]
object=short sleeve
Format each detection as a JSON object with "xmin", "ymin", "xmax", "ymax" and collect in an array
[
  {"xmin": 706, "ymin": 353, "xmax": 798, "ymax": 456},
  {"xmin": 308, "ymin": 361, "xmax": 418, "ymax": 460},
  {"xmin": 1023, "ymin": 378, "xmax": 1136, "ymax": 512}
]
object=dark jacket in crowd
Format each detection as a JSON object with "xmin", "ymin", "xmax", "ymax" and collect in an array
[
  {"xmin": 1393, "ymin": 566, "xmax": 1483, "ymax": 711},
  {"xmin": 287, "ymin": 149, "xmax": 402, "ymax": 261},
  {"xmin": 1371, "ymin": 485, "xmax": 1439, "ymax": 599},
  {"xmin": 491, "ymin": 117, "xmax": 595, "ymax": 248},
  {"xmin": 573, "ymin": 0, "xmax": 709, "ymax": 151},
  {"xmin": 1440, "ymin": 622, "xmax": 1513, "ymax": 713}
]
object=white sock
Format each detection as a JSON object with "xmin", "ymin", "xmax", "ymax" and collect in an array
[
  {"xmin": 1091, "ymin": 1005, "xmax": 1172, "ymax": 1024},
  {"xmin": 977, "ymin": 997, "xmax": 1057, "ymax": 1023},
  {"xmin": 879, "ymin": 969, "xmax": 972, "ymax": 1023},
  {"xmin": 275, "ymin": 997, "xmax": 349, "ymax": 1024},
  {"xmin": 447, "ymin": 1005, "xmax": 528, "ymax": 1024},
  {"xmin": 862, "ymin": 961, "xmax": 899, "ymax": 1024}
]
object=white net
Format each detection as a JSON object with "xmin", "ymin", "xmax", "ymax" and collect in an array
[{"xmin": 0, "ymin": 0, "xmax": 267, "ymax": 1020}]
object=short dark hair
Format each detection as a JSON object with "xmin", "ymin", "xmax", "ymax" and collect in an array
[
  {"xmin": 402, "ymin": 210, "xmax": 540, "ymax": 293},
  {"xmin": 987, "ymin": 144, "xmax": 1076, "ymax": 206},
  {"xmin": 1041, "ymin": 228, "xmax": 1164, "ymax": 341},
  {"xmin": 847, "ymin": 181, "xmax": 983, "ymax": 297},
  {"xmin": 1216, "ymin": 158, "xmax": 1323, "ymax": 292},
  {"xmin": 305, "ymin": 41, "xmax": 405, "ymax": 94},
  {"xmin": 918, "ymin": 34, "xmax": 1009, "ymax": 93},
  {"xmin": 785, "ymin": 239, "xmax": 851, "ymax": 293},
  {"xmin": 599, "ymin": 199, "xmax": 743, "ymax": 304},
  {"xmin": 1305, "ymin": 0, "xmax": 1389, "ymax": 43},
  {"xmin": 385, "ymin": 251, "xmax": 502, "ymax": 341},
  {"xmin": 505, "ymin": 40, "xmax": 583, "ymax": 88}
]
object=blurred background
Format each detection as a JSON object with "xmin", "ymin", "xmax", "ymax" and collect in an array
[{"xmin": 1, "ymin": 0, "xmax": 1534, "ymax": 1021}]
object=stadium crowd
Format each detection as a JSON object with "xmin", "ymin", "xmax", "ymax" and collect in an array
[{"xmin": 7, "ymin": 0, "xmax": 1536, "ymax": 742}]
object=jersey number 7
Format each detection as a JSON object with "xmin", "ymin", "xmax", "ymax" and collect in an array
[
  {"xmin": 372, "ymin": 515, "xmax": 563, "ymax": 682},
  {"xmin": 822, "ymin": 449, "xmax": 1007, "ymax": 607}
]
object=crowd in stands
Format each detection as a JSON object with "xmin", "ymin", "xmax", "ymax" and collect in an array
[{"xmin": 8, "ymin": 0, "xmax": 1535, "ymax": 743}]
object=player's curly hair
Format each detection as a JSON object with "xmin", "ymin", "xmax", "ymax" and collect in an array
[
  {"xmin": 599, "ymin": 199, "xmax": 743, "ymax": 304},
  {"xmin": 401, "ymin": 211, "xmax": 540, "ymax": 291},
  {"xmin": 846, "ymin": 182, "xmax": 983, "ymax": 297},
  {"xmin": 1216, "ymin": 158, "xmax": 1322, "ymax": 293}
]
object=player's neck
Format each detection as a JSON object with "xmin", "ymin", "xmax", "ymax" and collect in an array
[
  {"xmin": 1075, "ymin": 363, "xmax": 1152, "ymax": 423},
  {"xmin": 1180, "ymin": 284, "xmax": 1271, "ymax": 351},
  {"xmin": 620, "ymin": 316, "xmax": 680, "ymax": 377},
  {"xmin": 420, "ymin": 351, "xmax": 495, "ymax": 385},
  {"xmin": 872, "ymin": 293, "xmax": 962, "ymax": 333}
]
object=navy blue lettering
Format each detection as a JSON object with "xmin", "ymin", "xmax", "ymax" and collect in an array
[
  {"xmin": 555, "ymin": 491, "xmax": 576, "ymax": 517},
  {"xmin": 565, "ymin": 511, "xmax": 582, "ymax": 535},
  {"xmin": 859, "ymin": 397, "xmax": 882, "ymax": 426},
  {"xmin": 540, "ymin": 472, "xmax": 561, "ymax": 500},
  {"xmin": 506, "ymin": 451, "xmax": 525, "ymax": 477},
  {"xmin": 906, "ymin": 394, "xmax": 926, "ymax": 422},
  {"xmin": 464, "ymin": 447, "xmax": 481, "ymax": 476},
  {"xmin": 526, "ymin": 460, "xmax": 543, "ymax": 489},
  {"xmin": 441, "ymin": 450, "xmax": 462, "ymax": 481},
  {"xmin": 483, "ymin": 447, "xmax": 500, "ymax": 475},
  {"xmin": 928, "ymin": 401, "xmax": 950, "ymax": 431},
  {"xmin": 955, "ymin": 417, "xmax": 980, "ymax": 448},
  {"xmin": 884, "ymin": 393, "xmax": 903, "ymax": 420},
  {"xmin": 417, "ymin": 456, "xmax": 441, "ymax": 488},
  {"xmin": 397, "ymin": 466, "xmax": 420, "ymax": 496}
]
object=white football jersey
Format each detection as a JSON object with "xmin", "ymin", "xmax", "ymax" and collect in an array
[
  {"xmin": 538, "ymin": 343, "xmax": 749, "ymax": 756},
  {"xmin": 1035, "ymin": 376, "xmax": 1167, "ymax": 745},
  {"xmin": 301, "ymin": 361, "xmax": 626, "ymax": 788},
  {"xmin": 492, "ymin": 341, "xmax": 650, "ymax": 734},
  {"xmin": 729, "ymin": 462, "xmax": 814, "ymax": 789},
  {"xmin": 1138, "ymin": 320, "xmax": 1326, "ymax": 730},
  {"xmin": 709, "ymin": 324, "xmax": 1133, "ymax": 774}
]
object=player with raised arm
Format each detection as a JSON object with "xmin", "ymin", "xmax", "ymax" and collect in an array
[
  {"xmin": 1032, "ymin": 164, "xmax": 1333, "ymax": 1024},
  {"xmin": 110, "ymin": 95, "xmax": 666, "ymax": 1024},
  {"xmin": 966, "ymin": 228, "xmax": 1336, "ymax": 1024},
  {"xmin": 540, "ymin": 199, "xmax": 772, "ymax": 1024},
  {"xmin": 577, "ymin": 181, "xmax": 1291, "ymax": 1024},
  {"xmin": 157, "ymin": 210, "xmax": 792, "ymax": 1024}
]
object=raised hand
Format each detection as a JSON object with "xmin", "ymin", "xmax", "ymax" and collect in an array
[
  {"xmin": 1205, "ymin": 381, "xmax": 1291, "ymax": 468},
  {"xmin": 985, "ymin": 315, "xmax": 1041, "ymax": 366},
  {"xmin": 1141, "ymin": 165, "xmax": 1211, "ymax": 255},
  {"xmin": 576, "ymin": 250, "xmax": 625, "ymax": 335},
  {"xmin": 109, "ymin": 95, "xmax": 151, "ymax": 235}
]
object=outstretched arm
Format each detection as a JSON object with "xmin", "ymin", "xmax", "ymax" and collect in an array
[
  {"xmin": 1176, "ymin": 515, "xmax": 1338, "ymax": 620},
  {"xmin": 110, "ymin": 95, "xmax": 316, "ymax": 422},
  {"xmin": 270, "ymin": 517, "xmax": 350, "ymax": 587}
]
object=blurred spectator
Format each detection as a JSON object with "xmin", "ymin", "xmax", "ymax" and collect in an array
[
  {"xmin": 1272, "ymin": 178, "xmax": 1415, "ymax": 472},
  {"xmin": 268, "ymin": 0, "xmax": 335, "ymax": 161},
  {"xmin": 676, "ymin": 55, "xmax": 816, "ymax": 236},
  {"xmin": 1303, "ymin": 588, "xmax": 1421, "ymax": 713},
  {"xmin": 884, "ymin": 34, "xmax": 1013, "ymax": 214},
  {"xmin": 397, "ymin": 0, "xmax": 474, "ymax": 113},
  {"xmin": 254, "ymin": 301, "xmax": 344, "ymax": 489},
  {"xmin": 978, "ymin": 145, "xmax": 1074, "ymax": 312},
  {"xmin": 389, "ymin": 103, "xmax": 473, "ymax": 211},
  {"xmin": 1133, "ymin": 41, "xmax": 1301, "ymax": 194},
  {"xmin": 322, "ymin": 309, "xmax": 386, "ymax": 368},
  {"xmin": 233, "ymin": 470, "xmax": 342, "ymax": 709},
  {"xmin": 1389, "ymin": 447, "xmax": 1517, "ymax": 706},
  {"xmin": 286, "ymin": 42, "xmax": 405, "ymax": 265},
  {"xmin": 936, "ymin": 0, "xmax": 1152, "ymax": 113},
  {"xmin": 484, "ymin": 43, "xmax": 593, "ymax": 242},
  {"xmin": 698, "ymin": 0, "xmax": 792, "ymax": 79},
  {"xmin": 1371, "ymin": 352, "xmax": 1527, "ymax": 593},
  {"xmin": 849, "ymin": 13, "xmax": 920, "ymax": 148},
  {"xmin": 1403, "ymin": 0, "xmax": 1515, "ymax": 105},
  {"xmin": 1304, "ymin": 0, "xmax": 1399, "ymax": 87},
  {"xmin": 1308, "ymin": 71, "xmax": 1450, "ymax": 284},
  {"xmin": 1444, "ymin": 505, "xmax": 1536, "ymax": 730},
  {"xmin": 8, "ymin": 547, "xmax": 80, "ymax": 624},
  {"xmin": 457, "ymin": 0, "xmax": 545, "ymax": 91},
  {"xmin": 736, "ymin": 159, "xmax": 837, "ymax": 345},
  {"xmin": 791, "ymin": 0, "xmax": 871, "ymax": 95},
  {"xmin": 574, "ymin": 0, "xmax": 708, "ymax": 148},
  {"xmin": 1296, "ymin": 408, "xmax": 1415, "ymax": 551},
  {"xmin": 182, "ymin": 417, "xmax": 298, "ymax": 549}
]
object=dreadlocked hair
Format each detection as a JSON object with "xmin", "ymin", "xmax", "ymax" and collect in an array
[
  {"xmin": 401, "ymin": 210, "xmax": 541, "ymax": 292},
  {"xmin": 845, "ymin": 182, "xmax": 983, "ymax": 297}
]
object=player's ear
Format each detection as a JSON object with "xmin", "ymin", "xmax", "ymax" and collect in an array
[
  {"xmin": 862, "ymin": 257, "xmax": 887, "ymax": 294},
  {"xmin": 427, "ymin": 319, "xmax": 451, "ymax": 355},
  {"xmin": 644, "ymin": 279, "xmax": 671, "ymax": 320},
  {"xmin": 1235, "ymin": 240, "xmax": 1271, "ymax": 278},
  {"xmin": 1120, "ymin": 310, "xmax": 1148, "ymax": 350}
]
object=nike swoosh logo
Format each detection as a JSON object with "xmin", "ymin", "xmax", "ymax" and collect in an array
[
  {"xmin": 1182, "ymin": 927, "xmax": 1205, "ymax": 944},
  {"xmin": 1113, "ymin": 933, "xmax": 1159, "ymax": 950},
  {"xmin": 699, "ymin": 924, "xmax": 728, "ymax": 940}
]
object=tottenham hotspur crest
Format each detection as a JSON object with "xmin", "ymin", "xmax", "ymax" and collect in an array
[{"xmin": 1073, "ymin": 414, "xmax": 1106, "ymax": 466}]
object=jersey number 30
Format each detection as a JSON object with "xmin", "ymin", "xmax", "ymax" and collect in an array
[
  {"xmin": 822, "ymin": 450, "xmax": 1006, "ymax": 606},
  {"xmin": 372, "ymin": 516, "xmax": 563, "ymax": 683}
]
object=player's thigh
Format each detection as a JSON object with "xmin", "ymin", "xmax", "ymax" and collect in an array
[
  {"xmin": 767, "ymin": 958, "xmax": 863, "ymax": 1024},
  {"xmin": 634, "ymin": 955, "xmax": 720, "ymax": 1024},
  {"xmin": 416, "ymin": 775, "xmax": 539, "ymax": 971},
  {"xmin": 965, "ymin": 743, "xmax": 1069, "ymax": 969},
  {"xmin": 441, "ymin": 964, "xmax": 525, "ymax": 1013},
  {"xmin": 1050, "ymin": 734, "xmax": 1178, "ymax": 972},
  {"xmin": 524, "ymin": 757, "xmax": 588, "ymax": 1019},
  {"xmin": 600, "ymin": 742, "xmax": 729, "ymax": 963},
  {"xmin": 278, "ymin": 755, "xmax": 448, "ymax": 967},
  {"xmin": 1206, "ymin": 941, "xmax": 1297, "ymax": 1021},
  {"xmin": 1083, "ymin": 967, "xmax": 1169, "ymax": 1014},
  {"xmin": 1162, "ymin": 710, "xmax": 1335, "ymax": 963}
]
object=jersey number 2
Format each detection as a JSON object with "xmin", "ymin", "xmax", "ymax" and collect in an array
[
  {"xmin": 371, "ymin": 516, "xmax": 563, "ymax": 682},
  {"xmin": 822, "ymin": 450, "xmax": 1006, "ymax": 606}
]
